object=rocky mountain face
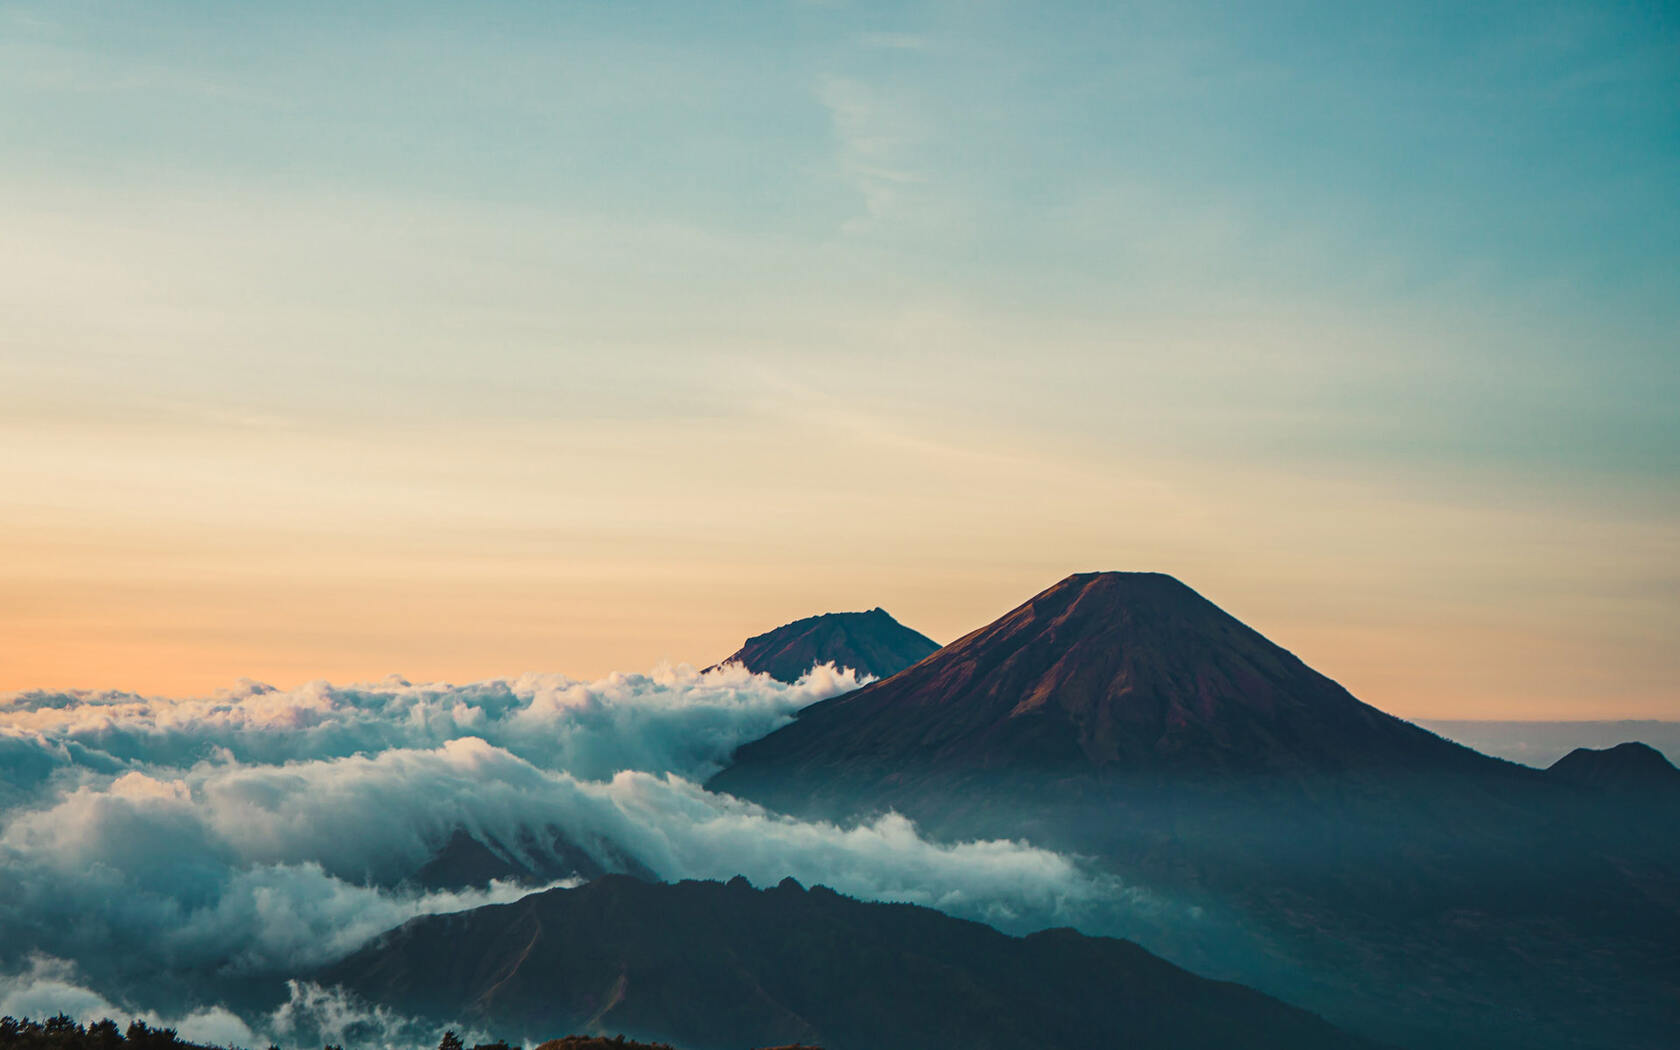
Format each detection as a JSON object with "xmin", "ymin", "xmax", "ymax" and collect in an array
[
  {"xmin": 709, "ymin": 609, "xmax": 938, "ymax": 684},
  {"xmin": 321, "ymin": 874, "xmax": 1380, "ymax": 1050},
  {"xmin": 708, "ymin": 573, "xmax": 1680, "ymax": 1050}
]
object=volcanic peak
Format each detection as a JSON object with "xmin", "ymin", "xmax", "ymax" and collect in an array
[
  {"xmin": 712, "ymin": 570, "xmax": 1495, "ymax": 786},
  {"xmin": 712, "ymin": 607, "xmax": 939, "ymax": 684}
]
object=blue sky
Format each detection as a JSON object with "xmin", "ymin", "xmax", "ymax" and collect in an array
[{"xmin": 1, "ymin": 1, "xmax": 1676, "ymax": 715}]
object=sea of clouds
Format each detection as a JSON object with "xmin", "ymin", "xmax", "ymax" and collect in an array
[{"xmin": 0, "ymin": 662, "xmax": 1116, "ymax": 1049}]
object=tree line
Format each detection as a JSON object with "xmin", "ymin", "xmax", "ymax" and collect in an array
[{"xmin": 1, "ymin": 1018, "xmax": 815, "ymax": 1050}]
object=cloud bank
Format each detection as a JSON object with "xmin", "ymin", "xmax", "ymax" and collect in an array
[
  {"xmin": 0, "ymin": 661, "xmax": 861, "ymax": 797},
  {"xmin": 0, "ymin": 662, "xmax": 1122, "ymax": 1046}
]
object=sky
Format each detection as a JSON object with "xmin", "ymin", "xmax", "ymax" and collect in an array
[{"xmin": 1, "ymin": 0, "xmax": 1676, "ymax": 718}]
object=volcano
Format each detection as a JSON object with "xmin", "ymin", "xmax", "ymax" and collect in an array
[
  {"xmin": 710, "ymin": 572, "xmax": 1510, "ymax": 811},
  {"xmin": 707, "ymin": 572, "xmax": 1680, "ymax": 1050},
  {"xmin": 710, "ymin": 607, "xmax": 938, "ymax": 684}
]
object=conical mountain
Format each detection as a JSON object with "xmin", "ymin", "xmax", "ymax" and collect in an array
[
  {"xmin": 711, "ymin": 572, "xmax": 1501, "ymax": 804},
  {"xmin": 710, "ymin": 607, "xmax": 938, "ymax": 684}
]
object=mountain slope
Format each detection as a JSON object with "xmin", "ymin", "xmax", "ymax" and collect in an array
[
  {"xmin": 710, "ymin": 572, "xmax": 1515, "ymax": 811},
  {"xmin": 710, "ymin": 608, "xmax": 938, "ymax": 684},
  {"xmin": 321, "ymin": 874, "xmax": 1380, "ymax": 1050}
]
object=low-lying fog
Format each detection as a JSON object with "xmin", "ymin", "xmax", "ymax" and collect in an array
[{"xmin": 0, "ymin": 665, "xmax": 1121, "ymax": 1049}]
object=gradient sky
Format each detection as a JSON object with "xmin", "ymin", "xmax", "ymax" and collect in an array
[{"xmin": 2, "ymin": 1, "xmax": 1676, "ymax": 718}]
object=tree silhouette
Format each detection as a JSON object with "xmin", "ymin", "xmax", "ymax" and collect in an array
[{"xmin": 87, "ymin": 1020, "xmax": 122, "ymax": 1050}]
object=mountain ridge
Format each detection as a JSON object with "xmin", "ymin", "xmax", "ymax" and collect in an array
[
  {"xmin": 320, "ymin": 873, "xmax": 1382, "ymax": 1050},
  {"xmin": 1546, "ymin": 741, "xmax": 1680, "ymax": 794}
]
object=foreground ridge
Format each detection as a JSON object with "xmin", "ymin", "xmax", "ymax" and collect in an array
[{"xmin": 321, "ymin": 874, "xmax": 1379, "ymax": 1050}]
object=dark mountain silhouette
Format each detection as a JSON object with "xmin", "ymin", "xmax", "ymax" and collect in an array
[
  {"xmin": 709, "ymin": 609, "xmax": 937, "ymax": 684},
  {"xmin": 712, "ymin": 573, "xmax": 1503, "ymax": 798},
  {"xmin": 708, "ymin": 572, "xmax": 1680, "ymax": 1050},
  {"xmin": 412, "ymin": 828, "xmax": 656, "ymax": 892},
  {"xmin": 1546, "ymin": 741, "xmax": 1680, "ymax": 794},
  {"xmin": 321, "ymin": 874, "xmax": 1380, "ymax": 1050}
]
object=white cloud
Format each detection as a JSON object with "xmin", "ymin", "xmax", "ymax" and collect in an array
[
  {"xmin": 265, "ymin": 981, "xmax": 483, "ymax": 1050},
  {"xmin": 0, "ymin": 957, "xmax": 256, "ymax": 1048},
  {"xmin": 0, "ymin": 661, "xmax": 862, "ymax": 797},
  {"xmin": 0, "ymin": 959, "xmax": 467, "ymax": 1050},
  {"xmin": 816, "ymin": 75, "xmax": 925, "ymax": 232},
  {"xmin": 0, "ymin": 661, "xmax": 1129, "ymax": 1046}
]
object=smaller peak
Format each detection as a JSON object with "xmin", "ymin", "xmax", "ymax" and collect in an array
[
  {"xmin": 1547, "ymin": 741, "xmax": 1680, "ymax": 793},
  {"xmin": 711, "ymin": 606, "xmax": 939, "ymax": 684},
  {"xmin": 1602, "ymin": 741, "xmax": 1669, "ymax": 761},
  {"xmin": 774, "ymin": 876, "xmax": 806, "ymax": 893},
  {"xmin": 1553, "ymin": 740, "xmax": 1672, "ymax": 766},
  {"xmin": 825, "ymin": 606, "xmax": 900, "ymax": 622},
  {"xmin": 725, "ymin": 874, "xmax": 753, "ymax": 891}
]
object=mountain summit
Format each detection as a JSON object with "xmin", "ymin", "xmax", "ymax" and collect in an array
[
  {"xmin": 711, "ymin": 607, "xmax": 938, "ymax": 684},
  {"xmin": 1547, "ymin": 741, "xmax": 1680, "ymax": 795}
]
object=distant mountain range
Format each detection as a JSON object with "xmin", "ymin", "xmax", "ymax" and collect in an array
[
  {"xmin": 1421, "ymin": 718, "xmax": 1680, "ymax": 767},
  {"xmin": 338, "ymin": 572, "xmax": 1677, "ymax": 1050},
  {"xmin": 1546, "ymin": 740, "xmax": 1680, "ymax": 795},
  {"xmin": 323, "ymin": 874, "xmax": 1381, "ymax": 1050},
  {"xmin": 711, "ymin": 572, "xmax": 1508, "ymax": 801},
  {"xmin": 707, "ymin": 608, "xmax": 938, "ymax": 684},
  {"xmin": 709, "ymin": 572, "xmax": 1680, "ymax": 1050}
]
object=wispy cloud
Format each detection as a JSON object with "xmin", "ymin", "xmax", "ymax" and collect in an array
[
  {"xmin": 816, "ymin": 74, "xmax": 925, "ymax": 232},
  {"xmin": 859, "ymin": 31, "xmax": 932, "ymax": 52}
]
